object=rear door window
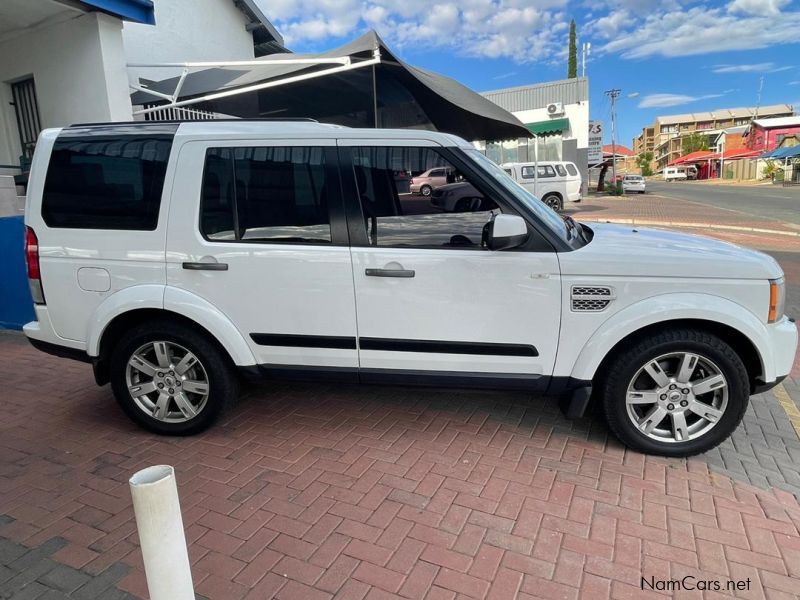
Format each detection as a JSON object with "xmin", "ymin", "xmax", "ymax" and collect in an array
[
  {"xmin": 42, "ymin": 136, "xmax": 172, "ymax": 230},
  {"xmin": 200, "ymin": 146, "xmax": 332, "ymax": 244}
]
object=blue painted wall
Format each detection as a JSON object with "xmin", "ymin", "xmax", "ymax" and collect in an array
[{"xmin": 0, "ymin": 216, "xmax": 35, "ymax": 330}]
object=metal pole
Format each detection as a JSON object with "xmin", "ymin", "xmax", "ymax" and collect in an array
[
  {"xmin": 372, "ymin": 64, "xmax": 378, "ymax": 128},
  {"xmin": 605, "ymin": 89, "xmax": 621, "ymax": 190},
  {"xmin": 129, "ymin": 466, "xmax": 194, "ymax": 600},
  {"xmin": 533, "ymin": 134, "xmax": 539, "ymax": 196},
  {"xmin": 719, "ymin": 134, "xmax": 725, "ymax": 179}
]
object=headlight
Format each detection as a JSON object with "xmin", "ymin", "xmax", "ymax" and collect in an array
[{"xmin": 768, "ymin": 277, "xmax": 785, "ymax": 323}]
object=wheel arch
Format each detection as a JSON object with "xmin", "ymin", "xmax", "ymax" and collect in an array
[
  {"xmin": 591, "ymin": 319, "xmax": 762, "ymax": 392},
  {"xmin": 566, "ymin": 294, "xmax": 771, "ymax": 390}
]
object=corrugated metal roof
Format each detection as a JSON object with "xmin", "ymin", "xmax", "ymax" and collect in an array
[
  {"xmin": 481, "ymin": 78, "xmax": 589, "ymax": 112},
  {"xmin": 657, "ymin": 104, "xmax": 793, "ymax": 125},
  {"xmin": 752, "ymin": 116, "xmax": 800, "ymax": 128}
]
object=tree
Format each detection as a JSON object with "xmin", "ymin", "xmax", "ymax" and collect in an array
[
  {"xmin": 567, "ymin": 20, "xmax": 577, "ymax": 79},
  {"xmin": 681, "ymin": 132, "xmax": 708, "ymax": 155},
  {"xmin": 636, "ymin": 151, "xmax": 654, "ymax": 176}
]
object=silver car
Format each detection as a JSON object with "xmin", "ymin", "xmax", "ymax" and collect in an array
[{"xmin": 622, "ymin": 174, "xmax": 646, "ymax": 194}]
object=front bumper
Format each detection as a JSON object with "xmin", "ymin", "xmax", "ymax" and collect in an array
[{"xmin": 765, "ymin": 316, "xmax": 797, "ymax": 382}]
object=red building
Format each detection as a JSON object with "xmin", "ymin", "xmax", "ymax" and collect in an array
[{"xmin": 745, "ymin": 116, "xmax": 800, "ymax": 152}]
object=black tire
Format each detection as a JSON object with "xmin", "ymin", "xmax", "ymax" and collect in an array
[
  {"xmin": 420, "ymin": 185, "xmax": 432, "ymax": 197},
  {"xmin": 110, "ymin": 320, "xmax": 238, "ymax": 435},
  {"xmin": 600, "ymin": 328, "xmax": 749, "ymax": 457},
  {"xmin": 542, "ymin": 194, "xmax": 563, "ymax": 212}
]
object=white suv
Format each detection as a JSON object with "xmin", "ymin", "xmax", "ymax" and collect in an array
[{"xmin": 23, "ymin": 121, "xmax": 797, "ymax": 456}]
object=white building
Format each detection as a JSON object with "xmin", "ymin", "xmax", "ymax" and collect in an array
[
  {"xmin": 0, "ymin": 0, "xmax": 282, "ymax": 180},
  {"xmin": 480, "ymin": 78, "xmax": 590, "ymax": 188}
]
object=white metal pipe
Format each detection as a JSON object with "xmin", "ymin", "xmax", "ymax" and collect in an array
[
  {"xmin": 133, "ymin": 56, "xmax": 381, "ymax": 115},
  {"xmin": 127, "ymin": 57, "xmax": 350, "ymax": 68},
  {"xmin": 129, "ymin": 465, "xmax": 194, "ymax": 600}
]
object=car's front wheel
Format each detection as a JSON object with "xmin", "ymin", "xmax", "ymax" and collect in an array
[
  {"xmin": 110, "ymin": 321, "xmax": 238, "ymax": 435},
  {"xmin": 601, "ymin": 329, "xmax": 748, "ymax": 456}
]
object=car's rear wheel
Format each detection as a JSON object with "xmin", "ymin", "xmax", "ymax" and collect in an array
[
  {"xmin": 420, "ymin": 184, "xmax": 432, "ymax": 197},
  {"xmin": 542, "ymin": 193, "xmax": 563, "ymax": 212},
  {"xmin": 601, "ymin": 329, "xmax": 748, "ymax": 456},
  {"xmin": 110, "ymin": 321, "xmax": 238, "ymax": 435}
]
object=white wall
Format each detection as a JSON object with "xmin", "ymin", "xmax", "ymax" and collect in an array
[
  {"xmin": 0, "ymin": 12, "xmax": 131, "ymax": 167},
  {"xmin": 512, "ymin": 101, "xmax": 590, "ymax": 149},
  {"xmin": 123, "ymin": 0, "xmax": 255, "ymax": 84}
]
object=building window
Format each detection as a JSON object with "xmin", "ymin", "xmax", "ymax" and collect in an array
[{"xmin": 696, "ymin": 122, "xmax": 713, "ymax": 130}]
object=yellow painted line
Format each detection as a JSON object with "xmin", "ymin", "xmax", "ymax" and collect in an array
[{"xmin": 774, "ymin": 383, "xmax": 800, "ymax": 439}]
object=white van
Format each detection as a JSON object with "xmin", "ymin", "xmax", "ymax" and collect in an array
[
  {"xmin": 664, "ymin": 166, "xmax": 697, "ymax": 181},
  {"xmin": 501, "ymin": 161, "xmax": 582, "ymax": 212},
  {"xmin": 22, "ymin": 121, "xmax": 796, "ymax": 456}
]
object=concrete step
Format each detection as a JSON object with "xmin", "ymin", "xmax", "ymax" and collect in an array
[{"xmin": 0, "ymin": 175, "xmax": 24, "ymax": 217}]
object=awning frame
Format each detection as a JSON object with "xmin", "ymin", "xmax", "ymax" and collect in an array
[{"xmin": 129, "ymin": 50, "xmax": 381, "ymax": 116}]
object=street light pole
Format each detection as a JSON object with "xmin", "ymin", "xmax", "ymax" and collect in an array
[{"xmin": 605, "ymin": 88, "xmax": 621, "ymax": 188}]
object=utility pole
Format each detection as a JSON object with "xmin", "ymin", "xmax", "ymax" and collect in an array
[
  {"xmin": 754, "ymin": 75, "xmax": 764, "ymax": 120},
  {"xmin": 605, "ymin": 88, "xmax": 621, "ymax": 188}
]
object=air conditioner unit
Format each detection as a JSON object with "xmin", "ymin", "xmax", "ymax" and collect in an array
[{"xmin": 546, "ymin": 102, "xmax": 565, "ymax": 116}]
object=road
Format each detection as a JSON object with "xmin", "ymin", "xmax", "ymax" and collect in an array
[{"xmin": 647, "ymin": 180, "xmax": 800, "ymax": 226}]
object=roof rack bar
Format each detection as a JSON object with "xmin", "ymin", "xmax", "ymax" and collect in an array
[{"xmin": 70, "ymin": 118, "xmax": 320, "ymax": 127}]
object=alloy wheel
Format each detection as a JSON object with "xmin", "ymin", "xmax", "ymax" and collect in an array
[
  {"xmin": 625, "ymin": 351, "xmax": 728, "ymax": 444},
  {"xmin": 125, "ymin": 341, "xmax": 210, "ymax": 423}
]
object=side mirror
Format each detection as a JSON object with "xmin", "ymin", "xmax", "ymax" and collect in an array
[{"xmin": 488, "ymin": 214, "xmax": 528, "ymax": 250}]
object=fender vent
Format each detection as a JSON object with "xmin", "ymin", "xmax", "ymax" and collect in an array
[{"xmin": 571, "ymin": 286, "xmax": 614, "ymax": 312}]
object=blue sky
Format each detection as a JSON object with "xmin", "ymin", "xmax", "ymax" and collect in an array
[{"xmin": 262, "ymin": 0, "xmax": 800, "ymax": 148}]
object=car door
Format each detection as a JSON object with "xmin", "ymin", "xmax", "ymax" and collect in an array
[
  {"xmin": 166, "ymin": 139, "xmax": 359, "ymax": 372},
  {"xmin": 338, "ymin": 140, "xmax": 562, "ymax": 387}
]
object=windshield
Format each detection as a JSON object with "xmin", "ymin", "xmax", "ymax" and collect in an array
[{"xmin": 463, "ymin": 149, "xmax": 570, "ymax": 240}]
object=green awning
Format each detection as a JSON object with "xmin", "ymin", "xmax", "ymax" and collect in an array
[{"xmin": 526, "ymin": 118, "xmax": 569, "ymax": 136}]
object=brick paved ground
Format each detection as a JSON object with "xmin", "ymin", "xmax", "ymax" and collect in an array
[{"xmin": 2, "ymin": 333, "xmax": 800, "ymax": 600}]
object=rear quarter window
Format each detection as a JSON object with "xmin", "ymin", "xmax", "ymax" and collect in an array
[
  {"xmin": 565, "ymin": 163, "xmax": 578, "ymax": 176},
  {"xmin": 41, "ymin": 135, "xmax": 172, "ymax": 230},
  {"xmin": 555, "ymin": 164, "xmax": 567, "ymax": 177}
]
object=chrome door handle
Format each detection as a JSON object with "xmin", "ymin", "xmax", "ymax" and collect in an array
[
  {"xmin": 182, "ymin": 262, "xmax": 228, "ymax": 271},
  {"xmin": 365, "ymin": 268, "xmax": 415, "ymax": 278}
]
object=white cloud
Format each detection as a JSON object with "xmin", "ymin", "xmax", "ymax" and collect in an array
[
  {"xmin": 262, "ymin": 0, "xmax": 800, "ymax": 66},
  {"xmin": 712, "ymin": 62, "xmax": 774, "ymax": 73},
  {"xmin": 728, "ymin": 0, "xmax": 790, "ymax": 16},
  {"xmin": 638, "ymin": 93, "xmax": 725, "ymax": 108},
  {"xmin": 790, "ymin": 81, "xmax": 800, "ymax": 86},
  {"xmin": 601, "ymin": 6, "xmax": 800, "ymax": 59}
]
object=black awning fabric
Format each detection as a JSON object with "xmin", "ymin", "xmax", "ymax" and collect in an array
[{"xmin": 130, "ymin": 31, "xmax": 530, "ymax": 142}]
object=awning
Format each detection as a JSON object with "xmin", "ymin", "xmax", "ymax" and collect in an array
[
  {"xmin": 763, "ymin": 146, "xmax": 800, "ymax": 159},
  {"xmin": 525, "ymin": 118, "xmax": 569, "ymax": 137},
  {"xmin": 130, "ymin": 31, "xmax": 531, "ymax": 142}
]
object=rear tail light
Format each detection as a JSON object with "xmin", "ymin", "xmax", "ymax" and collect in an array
[{"xmin": 25, "ymin": 226, "xmax": 45, "ymax": 305}]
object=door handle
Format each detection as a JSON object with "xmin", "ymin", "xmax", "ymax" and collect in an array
[
  {"xmin": 182, "ymin": 262, "xmax": 228, "ymax": 271},
  {"xmin": 365, "ymin": 268, "xmax": 415, "ymax": 278}
]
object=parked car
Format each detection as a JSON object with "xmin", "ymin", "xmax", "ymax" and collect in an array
[
  {"xmin": 622, "ymin": 174, "xmax": 646, "ymax": 193},
  {"xmin": 663, "ymin": 166, "xmax": 696, "ymax": 181},
  {"xmin": 410, "ymin": 166, "xmax": 454, "ymax": 196},
  {"xmin": 23, "ymin": 121, "xmax": 796, "ymax": 457},
  {"xmin": 501, "ymin": 161, "xmax": 582, "ymax": 212},
  {"xmin": 430, "ymin": 182, "xmax": 489, "ymax": 212}
]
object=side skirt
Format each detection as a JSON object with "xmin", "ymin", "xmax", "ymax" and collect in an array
[{"xmin": 238, "ymin": 364, "xmax": 592, "ymax": 417}]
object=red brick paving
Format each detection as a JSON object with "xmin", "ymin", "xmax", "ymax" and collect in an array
[{"xmin": 1, "ymin": 333, "xmax": 800, "ymax": 599}]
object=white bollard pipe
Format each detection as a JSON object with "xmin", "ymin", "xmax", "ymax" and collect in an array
[{"xmin": 129, "ymin": 465, "xmax": 194, "ymax": 600}]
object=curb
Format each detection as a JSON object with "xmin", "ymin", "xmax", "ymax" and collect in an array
[{"xmin": 578, "ymin": 218, "xmax": 800, "ymax": 237}]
